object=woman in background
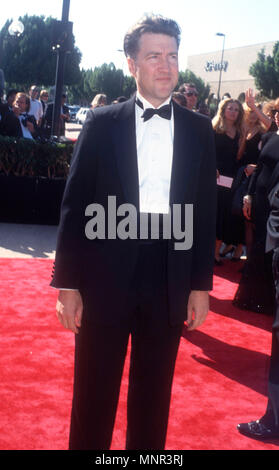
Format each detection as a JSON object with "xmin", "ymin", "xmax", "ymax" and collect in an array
[
  {"xmin": 212, "ymin": 98, "xmax": 244, "ymax": 264},
  {"xmin": 235, "ymin": 89, "xmax": 273, "ymax": 260},
  {"xmin": 233, "ymin": 110, "xmax": 279, "ymax": 315}
]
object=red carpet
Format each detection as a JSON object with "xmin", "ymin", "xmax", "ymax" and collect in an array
[{"xmin": 0, "ymin": 257, "xmax": 278, "ymax": 450}]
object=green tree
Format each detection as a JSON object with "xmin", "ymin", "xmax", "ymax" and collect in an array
[
  {"xmin": 0, "ymin": 15, "xmax": 82, "ymax": 90},
  {"xmin": 67, "ymin": 63, "xmax": 136, "ymax": 105},
  {"xmin": 249, "ymin": 42, "xmax": 279, "ymax": 99},
  {"xmin": 90, "ymin": 63, "xmax": 127, "ymax": 102}
]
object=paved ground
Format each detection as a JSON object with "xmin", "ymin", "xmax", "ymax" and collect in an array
[{"xmin": 0, "ymin": 223, "xmax": 57, "ymax": 259}]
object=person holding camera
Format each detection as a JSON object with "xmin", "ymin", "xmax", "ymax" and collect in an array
[
  {"xmin": 1, "ymin": 92, "xmax": 38, "ymax": 139},
  {"xmin": 12, "ymin": 92, "xmax": 38, "ymax": 139}
]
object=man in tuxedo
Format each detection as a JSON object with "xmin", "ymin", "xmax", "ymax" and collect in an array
[
  {"xmin": 52, "ymin": 14, "xmax": 216, "ymax": 450},
  {"xmin": 238, "ymin": 175, "xmax": 279, "ymax": 439},
  {"xmin": 0, "ymin": 92, "xmax": 38, "ymax": 139}
]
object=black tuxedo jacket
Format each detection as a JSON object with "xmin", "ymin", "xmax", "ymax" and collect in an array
[
  {"xmin": 0, "ymin": 109, "xmax": 38, "ymax": 139},
  {"xmin": 266, "ymin": 175, "xmax": 279, "ymax": 253},
  {"xmin": 51, "ymin": 98, "xmax": 217, "ymax": 326}
]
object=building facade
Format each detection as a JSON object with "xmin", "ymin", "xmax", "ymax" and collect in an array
[{"xmin": 186, "ymin": 41, "xmax": 276, "ymax": 100}]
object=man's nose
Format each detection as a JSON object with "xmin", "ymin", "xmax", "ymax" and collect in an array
[{"xmin": 158, "ymin": 56, "xmax": 171, "ymax": 72}]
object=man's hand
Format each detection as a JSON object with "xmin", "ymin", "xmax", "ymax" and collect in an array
[
  {"xmin": 187, "ymin": 290, "xmax": 209, "ymax": 331},
  {"xmin": 56, "ymin": 290, "xmax": 83, "ymax": 334},
  {"xmin": 243, "ymin": 198, "xmax": 252, "ymax": 220},
  {"xmin": 26, "ymin": 121, "xmax": 35, "ymax": 135},
  {"xmin": 245, "ymin": 88, "xmax": 256, "ymax": 110}
]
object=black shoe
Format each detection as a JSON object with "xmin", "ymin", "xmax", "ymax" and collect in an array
[{"xmin": 237, "ymin": 420, "xmax": 279, "ymax": 439}]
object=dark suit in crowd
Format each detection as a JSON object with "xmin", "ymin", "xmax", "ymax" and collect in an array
[
  {"xmin": 0, "ymin": 106, "xmax": 38, "ymax": 139},
  {"xmin": 264, "ymin": 176, "xmax": 279, "ymax": 427},
  {"xmin": 238, "ymin": 165, "xmax": 279, "ymax": 438}
]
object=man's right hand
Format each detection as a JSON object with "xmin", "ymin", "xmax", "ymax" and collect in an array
[
  {"xmin": 243, "ymin": 199, "xmax": 252, "ymax": 220},
  {"xmin": 56, "ymin": 290, "xmax": 83, "ymax": 334}
]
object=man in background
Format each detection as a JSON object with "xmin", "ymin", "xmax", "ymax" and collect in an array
[
  {"xmin": 179, "ymin": 82, "xmax": 198, "ymax": 111},
  {"xmin": 29, "ymin": 85, "xmax": 43, "ymax": 126}
]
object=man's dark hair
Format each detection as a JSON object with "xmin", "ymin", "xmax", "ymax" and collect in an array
[
  {"xmin": 172, "ymin": 92, "xmax": 187, "ymax": 107},
  {"xmin": 178, "ymin": 83, "xmax": 197, "ymax": 93},
  {"xmin": 123, "ymin": 14, "xmax": 181, "ymax": 59},
  {"xmin": 7, "ymin": 89, "xmax": 18, "ymax": 98}
]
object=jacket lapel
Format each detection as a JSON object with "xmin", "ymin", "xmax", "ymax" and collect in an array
[
  {"xmin": 112, "ymin": 97, "xmax": 139, "ymax": 210},
  {"xmin": 170, "ymin": 101, "xmax": 202, "ymax": 205}
]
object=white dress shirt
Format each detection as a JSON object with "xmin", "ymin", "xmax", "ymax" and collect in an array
[
  {"xmin": 29, "ymin": 99, "xmax": 43, "ymax": 122},
  {"xmin": 135, "ymin": 92, "xmax": 174, "ymax": 214}
]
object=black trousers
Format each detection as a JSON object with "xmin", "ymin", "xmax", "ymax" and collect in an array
[
  {"xmin": 262, "ymin": 249, "xmax": 279, "ymax": 426},
  {"xmin": 69, "ymin": 241, "xmax": 183, "ymax": 450}
]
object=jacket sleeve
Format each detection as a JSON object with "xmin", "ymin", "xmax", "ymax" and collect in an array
[
  {"xmin": 190, "ymin": 120, "xmax": 217, "ymax": 291},
  {"xmin": 50, "ymin": 110, "xmax": 98, "ymax": 289},
  {"xmin": 266, "ymin": 179, "xmax": 279, "ymax": 253}
]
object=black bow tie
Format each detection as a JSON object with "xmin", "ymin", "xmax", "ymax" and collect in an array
[{"xmin": 136, "ymin": 98, "xmax": 171, "ymax": 122}]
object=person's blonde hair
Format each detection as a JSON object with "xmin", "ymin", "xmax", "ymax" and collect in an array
[
  {"xmin": 212, "ymin": 98, "xmax": 244, "ymax": 138},
  {"xmin": 91, "ymin": 94, "xmax": 107, "ymax": 108},
  {"xmin": 242, "ymin": 102, "xmax": 267, "ymax": 132},
  {"xmin": 40, "ymin": 89, "xmax": 48, "ymax": 98},
  {"xmin": 262, "ymin": 98, "xmax": 279, "ymax": 118}
]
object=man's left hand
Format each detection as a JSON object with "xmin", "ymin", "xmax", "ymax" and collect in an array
[{"xmin": 187, "ymin": 290, "xmax": 209, "ymax": 331}]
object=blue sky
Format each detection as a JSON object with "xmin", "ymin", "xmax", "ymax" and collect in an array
[{"xmin": 1, "ymin": 0, "xmax": 279, "ymax": 72}]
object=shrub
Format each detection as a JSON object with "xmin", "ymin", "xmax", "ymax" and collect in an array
[{"xmin": 0, "ymin": 135, "xmax": 73, "ymax": 178}]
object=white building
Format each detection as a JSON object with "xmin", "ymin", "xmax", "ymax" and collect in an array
[{"xmin": 186, "ymin": 41, "xmax": 276, "ymax": 100}]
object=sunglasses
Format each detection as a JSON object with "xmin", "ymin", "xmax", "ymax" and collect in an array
[{"xmin": 185, "ymin": 92, "xmax": 198, "ymax": 97}]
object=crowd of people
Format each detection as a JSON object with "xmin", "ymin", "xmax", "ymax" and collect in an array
[{"xmin": 0, "ymin": 85, "xmax": 70, "ymax": 140}]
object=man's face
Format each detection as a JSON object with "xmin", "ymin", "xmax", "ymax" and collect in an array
[
  {"xmin": 184, "ymin": 86, "xmax": 198, "ymax": 110},
  {"xmin": 30, "ymin": 87, "xmax": 38, "ymax": 99},
  {"xmin": 127, "ymin": 33, "xmax": 179, "ymax": 108},
  {"xmin": 14, "ymin": 95, "xmax": 27, "ymax": 113},
  {"xmin": 41, "ymin": 92, "xmax": 49, "ymax": 102}
]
